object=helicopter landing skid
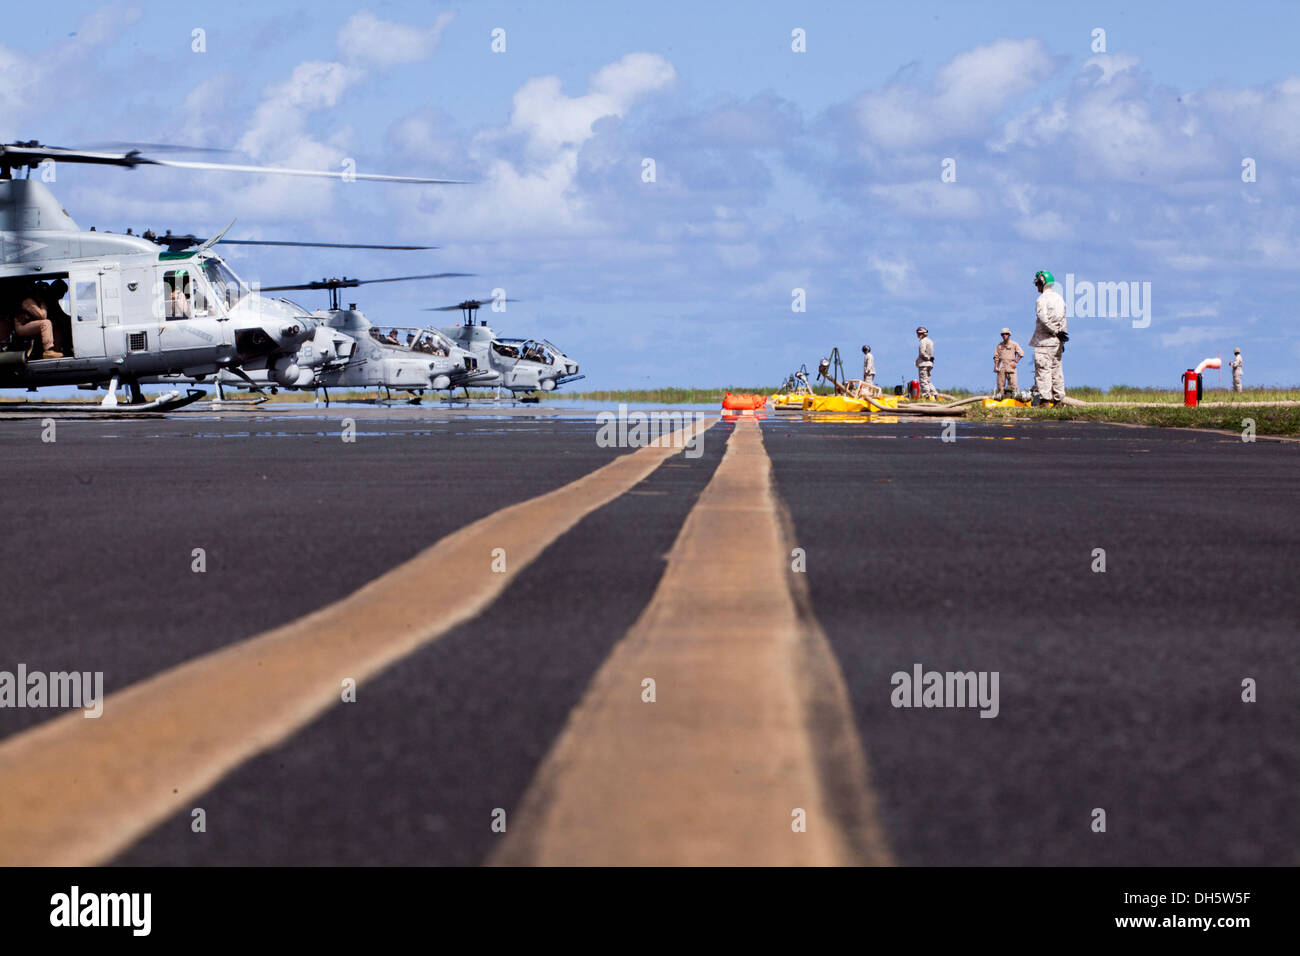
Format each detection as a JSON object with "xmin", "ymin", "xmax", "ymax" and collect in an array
[
  {"xmin": 208, "ymin": 395, "xmax": 270, "ymax": 408},
  {"xmin": 0, "ymin": 389, "xmax": 209, "ymax": 415}
]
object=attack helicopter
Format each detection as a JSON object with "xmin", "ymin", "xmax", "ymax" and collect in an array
[
  {"xmin": 0, "ymin": 141, "xmax": 462, "ymax": 408},
  {"xmin": 159, "ymin": 275, "xmax": 500, "ymax": 404},
  {"xmin": 428, "ymin": 298, "xmax": 583, "ymax": 395}
]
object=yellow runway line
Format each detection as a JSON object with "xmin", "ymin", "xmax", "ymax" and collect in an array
[
  {"xmin": 0, "ymin": 417, "xmax": 715, "ymax": 866},
  {"xmin": 494, "ymin": 418, "xmax": 894, "ymax": 866}
]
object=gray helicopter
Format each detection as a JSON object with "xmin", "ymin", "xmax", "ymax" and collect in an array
[
  {"xmin": 430, "ymin": 298, "xmax": 583, "ymax": 395},
  {"xmin": 0, "ymin": 141, "xmax": 461, "ymax": 408},
  {"xmin": 165, "ymin": 275, "xmax": 499, "ymax": 403}
]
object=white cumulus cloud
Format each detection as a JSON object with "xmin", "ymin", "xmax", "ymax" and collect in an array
[
  {"xmin": 508, "ymin": 52, "xmax": 676, "ymax": 159},
  {"xmin": 868, "ymin": 255, "xmax": 914, "ymax": 295},
  {"xmin": 337, "ymin": 10, "xmax": 454, "ymax": 66},
  {"xmin": 855, "ymin": 38, "xmax": 1059, "ymax": 150}
]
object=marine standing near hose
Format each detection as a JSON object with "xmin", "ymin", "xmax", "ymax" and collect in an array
[
  {"xmin": 1230, "ymin": 349, "xmax": 1243, "ymax": 392},
  {"xmin": 915, "ymin": 326, "xmax": 936, "ymax": 398},
  {"xmin": 993, "ymin": 327, "xmax": 1023, "ymax": 395},
  {"xmin": 861, "ymin": 345, "xmax": 875, "ymax": 390},
  {"xmin": 1029, "ymin": 270, "xmax": 1067, "ymax": 405}
]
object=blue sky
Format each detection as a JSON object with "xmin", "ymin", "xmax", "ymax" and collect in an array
[{"xmin": 4, "ymin": 1, "xmax": 1298, "ymax": 389}]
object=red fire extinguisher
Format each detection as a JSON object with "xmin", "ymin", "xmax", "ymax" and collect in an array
[
  {"xmin": 908, "ymin": 379, "xmax": 920, "ymax": 400},
  {"xmin": 1182, "ymin": 369, "xmax": 1202, "ymax": 406}
]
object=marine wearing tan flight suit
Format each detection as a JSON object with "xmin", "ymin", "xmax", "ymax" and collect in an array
[
  {"xmin": 862, "ymin": 345, "xmax": 875, "ymax": 389},
  {"xmin": 915, "ymin": 326, "xmax": 936, "ymax": 398},
  {"xmin": 11, "ymin": 291, "xmax": 62, "ymax": 358},
  {"xmin": 1230, "ymin": 349, "xmax": 1243, "ymax": 392},
  {"xmin": 994, "ymin": 327, "xmax": 1023, "ymax": 394}
]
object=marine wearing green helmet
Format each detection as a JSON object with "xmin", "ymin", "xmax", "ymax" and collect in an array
[{"xmin": 1030, "ymin": 269, "xmax": 1067, "ymax": 404}]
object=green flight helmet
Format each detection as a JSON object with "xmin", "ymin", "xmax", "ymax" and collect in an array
[{"xmin": 1034, "ymin": 269, "xmax": 1054, "ymax": 287}]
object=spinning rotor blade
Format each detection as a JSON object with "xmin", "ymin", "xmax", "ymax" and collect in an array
[
  {"xmin": 259, "ymin": 273, "xmax": 474, "ymax": 293},
  {"xmin": 218, "ymin": 239, "xmax": 438, "ymax": 250},
  {"xmin": 0, "ymin": 141, "xmax": 468, "ymax": 184},
  {"xmin": 0, "ymin": 143, "xmax": 157, "ymax": 171},
  {"xmin": 153, "ymin": 159, "xmax": 468, "ymax": 184},
  {"xmin": 146, "ymin": 233, "xmax": 437, "ymax": 253},
  {"xmin": 423, "ymin": 297, "xmax": 521, "ymax": 311},
  {"xmin": 80, "ymin": 142, "xmax": 237, "ymax": 155}
]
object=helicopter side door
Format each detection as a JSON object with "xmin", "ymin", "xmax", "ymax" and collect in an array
[
  {"xmin": 99, "ymin": 264, "xmax": 123, "ymax": 355},
  {"xmin": 68, "ymin": 270, "xmax": 107, "ymax": 359}
]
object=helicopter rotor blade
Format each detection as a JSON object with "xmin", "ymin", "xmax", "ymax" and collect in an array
[
  {"xmin": 423, "ymin": 298, "xmax": 521, "ymax": 311},
  {"xmin": 259, "ymin": 273, "xmax": 474, "ymax": 293},
  {"xmin": 0, "ymin": 142, "xmax": 469, "ymax": 184},
  {"xmin": 144, "ymin": 233, "xmax": 437, "ymax": 253},
  {"xmin": 79, "ymin": 142, "xmax": 237, "ymax": 155},
  {"xmin": 152, "ymin": 159, "xmax": 469, "ymax": 185},
  {"xmin": 0, "ymin": 144, "xmax": 155, "ymax": 171},
  {"xmin": 217, "ymin": 239, "xmax": 439, "ymax": 250},
  {"xmin": 351, "ymin": 273, "xmax": 474, "ymax": 286},
  {"xmin": 195, "ymin": 219, "xmax": 236, "ymax": 255}
]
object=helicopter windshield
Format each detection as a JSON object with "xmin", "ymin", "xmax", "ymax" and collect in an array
[
  {"xmin": 399, "ymin": 327, "xmax": 453, "ymax": 355},
  {"xmin": 520, "ymin": 339, "xmax": 553, "ymax": 365},
  {"xmin": 277, "ymin": 297, "xmax": 311, "ymax": 314},
  {"xmin": 201, "ymin": 258, "xmax": 251, "ymax": 310},
  {"xmin": 365, "ymin": 327, "xmax": 452, "ymax": 356},
  {"xmin": 416, "ymin": 328, "xmax": 455, "ymax": 355}
]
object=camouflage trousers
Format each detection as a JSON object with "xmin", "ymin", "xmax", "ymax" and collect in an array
[
  {"xmin": 1033, "ymin": 345, "xmax": 1064, "ymax": 402},
  {"xmin": 917, "ymin": 365, "xmax": 937, "ymax": 398}
]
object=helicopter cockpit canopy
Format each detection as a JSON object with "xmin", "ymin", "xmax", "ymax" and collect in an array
[
  {"xmin": 160, "ymin": 256, "xmax": 253, "ymax": 320},
  {"xmin": 413, "ymin": 328, "xmax": 455, "ymax": 356},
  {"xmin": 495, "ymin": 338, "xmax": 554, "ymax": 365},
  {"xmin": 367, "ymin": 325, "xmax": 453, "ymax": 356},
  {"xmin": 201, "ymin": 257, "xmax": 251, "ymax": 310},
  {"xmin": 276, "ymin": 297, "xmax": 311, "ymax": 314}
]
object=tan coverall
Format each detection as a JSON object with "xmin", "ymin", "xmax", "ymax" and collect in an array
[
  {"xmin": 862, "ymin": 352, "xmax": 875, "ymax": 389},
  {"xmin": 169, "ymin": 286, "xmax": 192, "ymax": 319},
  {"xmin": 1029, "ymin": 288, "xmax": 1067, "ymax": 401},
  {"xmin": 12, "ymin": 296, "xmax": 56, "ymax": 353},
  {"xmin": 915, "ymin": 335, "xmax": 936, "ymax": 397},
  {"xmin": 994, "ymin": 338, "xmax": 1024, "ymax": 393},
  {"xmin": 1230, "ymin": 355, "xmax": 1243, "ymax": 392}
]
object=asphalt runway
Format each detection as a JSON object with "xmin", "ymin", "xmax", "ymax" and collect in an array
[
  {"xmin": 117, "ymin": 425, "xmax": 724, "ymax": 865},
  {"xmin": 1, "ymin": 408, "xmax": 1296, "ymax": 865},
  {"xmin": 0, "ymin": 412, "xmax": 627, "ymax": 735},
  {"xmin": 762, "ymin": 418, "xmax": 1300, "ymax": 866}
]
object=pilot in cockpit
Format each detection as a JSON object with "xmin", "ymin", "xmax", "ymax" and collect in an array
[{"xmin": 167, "ymin": 272, "xmax": 193, "ymax": 319}]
